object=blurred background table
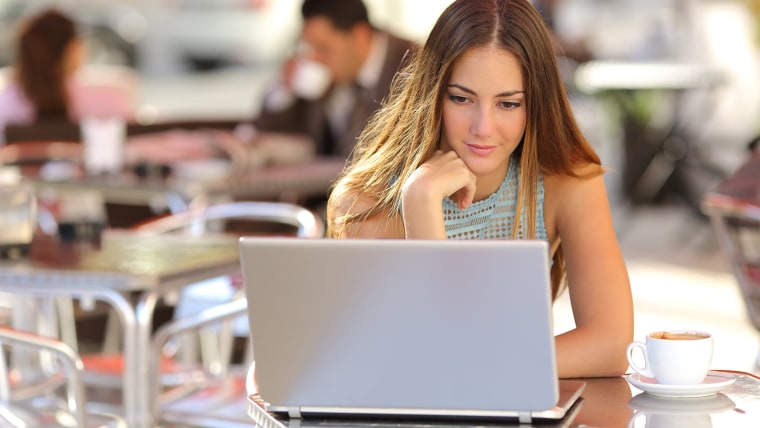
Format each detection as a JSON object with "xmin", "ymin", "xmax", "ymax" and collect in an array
[
  {"xmin": 0, "ymin": 128, "xmax": 344, "ymax": 229},
  {"xmin": 206, "ymin": 156, "xmax": 345, "ymax": 203},
  {"xmin": 574, "ymin": 60, "xmax": 726, "ymax": 211}
]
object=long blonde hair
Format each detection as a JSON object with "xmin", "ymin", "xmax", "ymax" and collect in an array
[{"xmin": 327, "ymin": 0, "xmax": 601, "ymax": 297}]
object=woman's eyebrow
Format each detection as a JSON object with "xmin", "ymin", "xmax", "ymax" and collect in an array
[
  {"xmin": 447, "ymin": 83, "xmax": 524, "ymax": 97},
  {"xmin": 496, "ymin": 90, "xmax": 525, "ymax": 97}
]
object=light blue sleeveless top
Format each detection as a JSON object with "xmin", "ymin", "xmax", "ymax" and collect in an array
[{"xmin": 442, "ymin": 156, "xmax": 547, "ymax": 241}]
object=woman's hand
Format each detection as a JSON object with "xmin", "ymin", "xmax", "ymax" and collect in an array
[
  {"xmin": 400, "ymin": 150, "xmax": 476, "ymax": 238},
  {"xmin": 403, "ymin": 150, "xmax": 477, "ymax": 209}
]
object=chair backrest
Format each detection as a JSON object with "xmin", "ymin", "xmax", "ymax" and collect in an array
[
  {"xmin": 702, "ymin": 148, "xmax": 760, "ymax": 339},
  {"xmin": 4, "ymin": 119, "xmax": 82, "ymax": 144},
  {"xmin": 704, "ymin": 202, "xmax": 760, "ymax": 332},
  {"xmin": 132, "ymin": 201, "xmax": 324, "ymax": 238}
]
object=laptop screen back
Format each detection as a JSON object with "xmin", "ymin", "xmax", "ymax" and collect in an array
[{"xmin": 240, "ymin": 238, "xmax": 558, "ymax": 417}]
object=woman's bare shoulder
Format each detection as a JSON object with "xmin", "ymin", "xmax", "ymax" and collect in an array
[
  {"xmin": 329, "ymin": 184, "xmax": 378, "ymax": 218},
  {"xmin": 329, "ymin": 186, "xmax": 402, "ymax": 239},
  {"xmin": 543, "ymin": 162, "xmax": 608, "ymax": 222},
  {"xmin": 544, "ymin": 161, "xmax": 604, "ymax": 190}
]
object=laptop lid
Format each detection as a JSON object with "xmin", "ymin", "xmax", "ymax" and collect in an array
[{"xmin": 240, "ymin": 238, "xmax": 579, "ymax": 423}]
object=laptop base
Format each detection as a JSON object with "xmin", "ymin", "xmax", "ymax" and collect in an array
[{"xmin": 248, "ymin": 381, "xmax": 586, "ymax": 428}]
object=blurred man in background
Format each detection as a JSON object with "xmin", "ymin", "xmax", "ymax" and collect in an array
[{"xmin": 253, "ymin": 0, "xmax": 416, "ymax": 159}]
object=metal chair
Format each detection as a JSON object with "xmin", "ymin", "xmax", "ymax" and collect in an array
[
  {"xmin": 131, "ymin": 200, "xmax": 324, "ymax": 238},
  {"xmin": 0, "ymin": 326, "xmax": 126, "ymax": 427},
  {"xmin": 96, "ymin": 201, "xmax": 323, "ymax": 426},
  {"xmin": 703, "ymin": 152, "xmax": 760, "ymax": 373},
  {"xmin": 148, "ymin": 298, "xmax": 251, "ymax": 427},
  {"xmin": 130, "ymin": 200, "xmax": 323, "ymax": 355}
]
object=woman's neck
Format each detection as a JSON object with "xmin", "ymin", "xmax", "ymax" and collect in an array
[{"xmin": 473, "ymin": 159, "xmax": 511, "ymax": 202}]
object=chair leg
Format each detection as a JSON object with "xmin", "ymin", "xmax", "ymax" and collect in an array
[
  {"xmin": 101, "ymin": 309, "xmax": 122, "ymax": 353},
  {"xmin": 56, "ymin": 297, "xmax": 79, "ymax": 354}
]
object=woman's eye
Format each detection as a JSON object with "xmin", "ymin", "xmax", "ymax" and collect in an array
[
  {"xmin": 448, "ymin": 94, "xmax": 468, "ymax": 104},
  {"xmin": 499, "ymin": 101, "xmax": 521, "ymax": 110}
]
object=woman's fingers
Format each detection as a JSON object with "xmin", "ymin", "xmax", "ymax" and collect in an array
[{"xmin": 454, "ymin": 179, "xmax": 477, "ymax": 210}]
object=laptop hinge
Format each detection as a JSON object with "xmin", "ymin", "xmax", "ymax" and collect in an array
[
  {"xmin": 288, "ymin": 407, "xmax": 302, "ymax": 419},
  {"xmin": 518, "ymin": 412, "xmax": 532, "ymax": 424}
]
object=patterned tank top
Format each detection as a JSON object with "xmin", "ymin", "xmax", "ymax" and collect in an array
[{"xmin": 442, "ymin": 156, "xmax": 547, "ymax": 241}]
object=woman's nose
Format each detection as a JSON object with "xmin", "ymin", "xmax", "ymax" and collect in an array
[{"xmin": 470, "ymin": 107, "xmax": 494, "ymax": 138}]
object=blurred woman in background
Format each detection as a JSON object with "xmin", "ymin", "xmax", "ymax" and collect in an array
[{"xmin": 0, "ymin": 8, "xmax": 134, "ymax": 145}]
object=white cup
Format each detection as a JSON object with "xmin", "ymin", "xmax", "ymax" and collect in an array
[
  {"xmin": 291, "ymin": 58, "xmax": 331, "ymax": 100},
  {"xmin": 81, "ymin": 116, "xmax": 126, "ymax": 175},
  {"xmin": 627, "ymin": 331, "xmax": 713, "ymax": 385}
]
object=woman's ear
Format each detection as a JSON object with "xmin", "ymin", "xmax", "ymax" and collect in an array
[{"xmin": 350, "ymin": 22, "xmax": 373, "ymax": 50}]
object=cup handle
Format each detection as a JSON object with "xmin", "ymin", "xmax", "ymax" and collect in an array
[{"xmin": 626, "ymin": 341, "xmax": 655, "ymax": 378}]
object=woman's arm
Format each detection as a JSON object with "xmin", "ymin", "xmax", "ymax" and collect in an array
[{"xmin": 545, "ymin": 172, "xmax": 634, "ymax": 378}]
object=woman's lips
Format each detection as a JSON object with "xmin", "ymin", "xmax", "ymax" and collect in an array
[{"xmin": 466, "ymin": 143, "xmax": 497, "ymax": 156}]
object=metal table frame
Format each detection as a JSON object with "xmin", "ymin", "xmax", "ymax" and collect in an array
[{"xmin": 0, "ymin": 231, "xmax": 240, "ymax": 427}]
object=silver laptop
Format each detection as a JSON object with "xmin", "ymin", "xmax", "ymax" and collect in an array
[{"xmin": 239, "ymin": 238, "xmax": 585, "ymax": 425}]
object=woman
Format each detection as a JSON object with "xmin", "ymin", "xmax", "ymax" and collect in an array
[
  {"xmin": 327, "ymin": 0, "xmax": 633, "ymax": 378},
  {"xmin": 0, "ymin": 8, "xmax": 134, "ymax": 145}
]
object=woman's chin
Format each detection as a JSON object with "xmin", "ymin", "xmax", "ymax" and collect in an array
[{"xmin": 463, "ymin": 156, "xmax": 507, "ymax": 177}]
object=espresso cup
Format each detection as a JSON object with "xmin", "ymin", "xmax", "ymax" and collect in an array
[
  {"xmin": 291, "ymin": 58, "xmax": 331, "ymax": 100},
  {"xmin": 626, "ymin": 330, "xmax": 713, "ymax": 385}
]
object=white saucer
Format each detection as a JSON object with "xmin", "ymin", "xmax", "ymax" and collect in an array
[
  {"xmin": 625, "ymin": 371, "xmax": 735, "ymax": 398},
  {"xmin": 628, "ymin": 391, "xmax": 736, "ymax": 414}
]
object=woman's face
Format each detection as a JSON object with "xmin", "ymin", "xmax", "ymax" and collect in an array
[
  {"xmin": 63, "ymin": 38, "xmax": 84, "ymax": 77},
  {"xmin": 439, "ymin": 46, "xmax": 526, "ymax": 191},
  {"xmin": 301, "ymin": 16, "xmax": 366, "ymax": 84}
]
